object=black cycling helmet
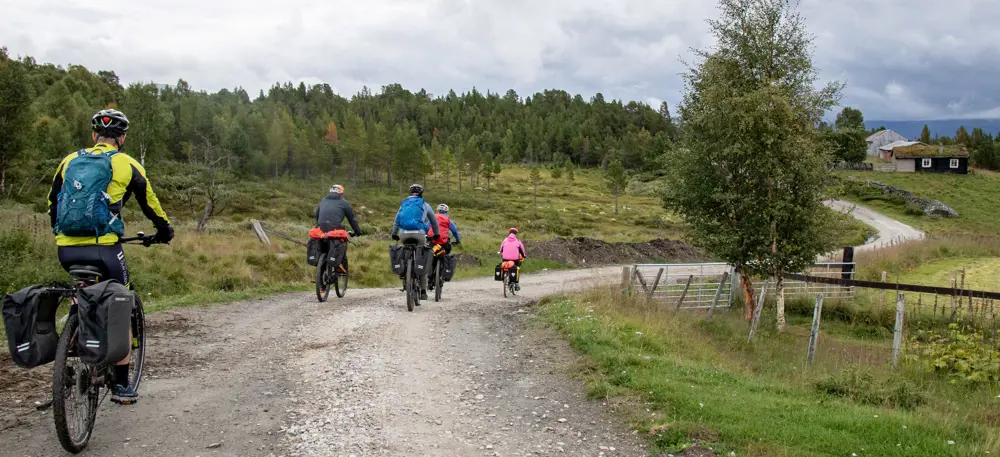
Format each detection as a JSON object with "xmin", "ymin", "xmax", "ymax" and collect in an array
[
  {"xmin": 409, "ymin": 183, "xmax": 424, "ymax": 195},
  {"xmin": 91, "ymin": 109, "xmax": 130, "ymax": 138}
]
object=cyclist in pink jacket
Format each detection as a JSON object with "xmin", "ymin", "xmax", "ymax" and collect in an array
[{"xmin": 499, "ymin": 228, "xmax": 526, "ymax": 289}]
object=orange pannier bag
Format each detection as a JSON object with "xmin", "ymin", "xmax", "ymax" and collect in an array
[
  {"xmin": 308, "ymin": 227, "xmax": 350, "ymax": 240},
  {"xmin": 501, "ymin": 260, "xmax": 516, "ymax": 270}
]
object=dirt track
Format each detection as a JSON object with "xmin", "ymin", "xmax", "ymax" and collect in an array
[
  {"xmin": 824, "ymin": 199, "xmax": 925, "ymax": 251},
  {"xmin": 0, "ymin": 266, "xmax": 674, "ymax": 457}
]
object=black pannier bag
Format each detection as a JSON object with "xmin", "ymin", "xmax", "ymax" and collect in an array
[
  {"xmin": 413, "ymin": 246, "xmax": 432, "ymax": 278},
  {"xmin": 307, "ymin": 238, "xmax": 321, "ymax": 266},
  {"xmin": 329, "ymin": 240, "xmax": 348, "ymax": 268},
  {"xmin": 494, "ymin": 264, "xmax": 504, "ymax": 281},
  {"xmin": 75, "ymin": 281, "xmax": 133, "ymax": 366},
  {"xmin": 389, "ymin": 245, "xmax": 406, "ymax": 276},
  {"xmin": 441, "ymin": 255, "xmax": 457, "ymax": 281},
  {"xmin": 2, "ymin": 285, "xmax": 61, "ymax": 368}
]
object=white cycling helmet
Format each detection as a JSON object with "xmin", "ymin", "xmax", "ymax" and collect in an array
[{"xmin": 437, "ymin": 203, "xmax": 449, "ymax": 213}]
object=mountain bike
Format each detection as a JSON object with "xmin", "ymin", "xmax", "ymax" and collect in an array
[
  {"xmin": 397, "ymin": 231, "xmax": 431, "ymax": 312},
  {"xmin": 501, "ymin": 259, "xmax": 521, "ymax": 298},
  {"xmin": 314, "ymin": 230, "xmax": 354, "ymax": 302},
  {"xmin": 47, "ymin": 232, "xmax": 160, "ymax": 453}
]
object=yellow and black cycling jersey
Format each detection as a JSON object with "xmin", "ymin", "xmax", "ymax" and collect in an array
[{"xmin": 47, "ymin": 142, "xmax": 170, "ymax": 247}]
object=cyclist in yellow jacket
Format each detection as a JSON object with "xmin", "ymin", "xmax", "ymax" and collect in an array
[{"xmin": 47, "ymin": 108, "xmax": 173, "ymax": 405}]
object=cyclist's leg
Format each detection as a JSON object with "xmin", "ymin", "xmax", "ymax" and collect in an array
[{"xmin": 96, "ymin": 245, "xmax": 135, "ymax": 391}]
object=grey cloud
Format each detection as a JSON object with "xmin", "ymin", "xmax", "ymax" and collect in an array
[{"xmin": 2, "ymin": 0, "xmax": 999, "ymax": 120}]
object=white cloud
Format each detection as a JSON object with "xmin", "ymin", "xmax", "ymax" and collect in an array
[{"xmin": 2, "ymin": 0, "xmax": 999, "ymax": 119}]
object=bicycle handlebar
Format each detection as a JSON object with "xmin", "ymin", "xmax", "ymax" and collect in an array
[{"xmin": 119, "ymin": 231, "xmax": 162, "ymax": 247}]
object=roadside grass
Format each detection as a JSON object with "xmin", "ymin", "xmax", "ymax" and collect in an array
[
  {"xmin": 854, "ymin": 236, "xmax": 1000, "ymax": 283},
  {"xmin": 833, "ymin": 169, "xmax": 1000, "ymax": 237},
  {"xmin": 897, "ymin": 257, "xmax": 1000, "ymax": 291},
  {"xmin": 537, "ymin": 288, "xmax": 998, "ymax": 456}
]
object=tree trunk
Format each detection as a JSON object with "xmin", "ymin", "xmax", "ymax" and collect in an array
[
  {"xmin": 775, "ymin": 274, "xmax": 786, "ymax": 331},
  {"xmin": 740, "ymin": 267, "xmax": 755, "ymax": 322},
  {"xmin": 139, "ymin": 143, "xmax": 147, "ymax": 167},
  {"xmin": 196, "ymin": 197, "xmax": 214, "ymax": 233},
  {"xmin": 0, "ymin": 167, "xmax": 5, "ymax": 193},
  {"xmin": 487, "ymin": 176, "xmax": 491, "ymax": 199}
]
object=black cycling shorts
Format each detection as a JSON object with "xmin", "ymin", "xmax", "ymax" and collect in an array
[{"xmin": 57, "ymin": 244, "xmax": 130, "ymax": 287}]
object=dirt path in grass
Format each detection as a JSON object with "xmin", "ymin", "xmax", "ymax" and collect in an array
[
  {"xmin": 825, "ymin": 199, "xmax": 926, "ymax": 252},
  {"xmin": 0, "ymin": 266, "xmax": 686, "ymax": 457}
]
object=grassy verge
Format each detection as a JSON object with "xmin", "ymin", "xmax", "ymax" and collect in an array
[{"xmin": 537, "ymin": 288, "xmax": 997, "ymax": 456}]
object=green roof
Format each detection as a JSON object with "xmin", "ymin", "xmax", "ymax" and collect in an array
[{"xmin": 894, "ymin": 144, "xmax": 969, "ymax": 159}]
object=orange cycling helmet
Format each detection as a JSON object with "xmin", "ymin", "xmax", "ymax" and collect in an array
[
  {"xmin": 508, "ymin": 227, "xmax": 519, "ymax": 234},
  {"xmin": 330, "ymin": 184, "xmax": 344, "ymax": 194}
]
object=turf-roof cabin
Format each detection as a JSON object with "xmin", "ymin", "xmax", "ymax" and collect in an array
[{"xmin": 878, "ymin": 142, "xmax": 969, "ymax": 174}]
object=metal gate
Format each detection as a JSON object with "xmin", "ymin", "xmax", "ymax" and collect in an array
[{"xmin": 629, "ymin": 263, "xmax": 736, "ymax": 310}]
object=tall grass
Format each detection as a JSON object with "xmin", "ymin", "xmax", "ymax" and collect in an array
[{"xmin": 855, "ymin": 236, "xmax": 1000, "ymax": 282}]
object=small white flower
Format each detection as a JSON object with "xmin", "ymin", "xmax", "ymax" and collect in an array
[
  {"xmin": 636, "ymin": 331, "xmax": 643, "ymax": 335},
  {"xmin": 699, "ymin": 402, "xmax": 704, "ymax": 408},
  {"xmin": 948, "ymin": 440, "xmax": 955, "ymax": 445},
  {"xmin": 874, "ymin": 415, "xmax": 879, "ymax": 418}
]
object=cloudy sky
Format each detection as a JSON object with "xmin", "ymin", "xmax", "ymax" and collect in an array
[{"xmin": 2, "ymin": 0, "xmax": 995, "ymax": 121}]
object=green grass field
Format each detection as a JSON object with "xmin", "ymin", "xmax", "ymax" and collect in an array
[
  {"xmin": 835, "ymin": 169, "xmax": 1000, "ymax": 237},
  {"xmin": 538, "ymin": 289, "xmax": 999, "ymax": 456}
]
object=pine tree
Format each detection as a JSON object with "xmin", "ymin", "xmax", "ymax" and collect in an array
[{"xmin": 919, "ymin": 124, "xmax": 931, "ymax": 143}]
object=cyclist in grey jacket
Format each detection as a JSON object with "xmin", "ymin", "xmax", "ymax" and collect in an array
[{"xmin": 315, "ymin": 185, "xmax": 362, "ymax": 234}]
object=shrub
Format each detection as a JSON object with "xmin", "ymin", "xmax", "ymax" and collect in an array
[{"xmin": 908, "ymin": 324, "xmax": 1000, "ymax": 384}]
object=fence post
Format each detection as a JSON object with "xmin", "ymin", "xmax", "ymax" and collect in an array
[
  {"xmin": 250, "ymin": 219, "xmax": 271, "ymax": 246},
  {"xmin": 622, "ymin": 267, "xmax": 631, "ymax": 291},
  {"xmin": 705, "ymin": 272, "xmax": 730, "ymax": 322},
  {"xmin": 950, "ymin": 274, "xmax": 957, "ymax": 321},
  {"xmin": 806, "ymin": 294, "xmax": 825, "ymax": 365},
  {"xmin": 747, "ymin": 280, "xmax": 769, "ymax": 343},
  {"xmin": 892, "ymin": 293, "xmax": 905, "ymax": 369},
  {"xmin": 676, "ymin": 275, "xmax": 695, "ymax": 311},
  {"xmin": 634, "ymin": 269, "xmax": 649, "ymax": 293},
  {"xmin": 648, "ymin": 268, "xmax": 665, "ymax": 299},
  {"xmin": 880, "ymin": 271, "xmax": 887, "ymax": 308}
]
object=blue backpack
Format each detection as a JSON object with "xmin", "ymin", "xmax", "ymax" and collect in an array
[
  {"xmin": 396, "ymin": 196, "xmax": 428, "ymax": 231},
  {"xmin": 54, "ymin": 149, "xmax": 124, "ymax": 239}
]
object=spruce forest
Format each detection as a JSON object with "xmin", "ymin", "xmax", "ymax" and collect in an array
[{"xmin": 0, "ymin": 47, "xmax": 679, "ymax": 197}]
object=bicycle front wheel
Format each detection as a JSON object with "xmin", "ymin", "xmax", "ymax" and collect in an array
[
  {"xmin": 52, "ymin": 314, "xmax": 98, "ymax": 454},
  {"xmin": 129, "ymin": 294, "xmax": 146, "ymax": 393}
]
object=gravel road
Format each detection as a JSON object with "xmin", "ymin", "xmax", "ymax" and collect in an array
[
  {"xmin": 824, "ymin": 199, "xmax": 925, "ymax": 252},
  {"xmin": 0, "ymin": 266, "xmax": 663, "ymax": 457}
]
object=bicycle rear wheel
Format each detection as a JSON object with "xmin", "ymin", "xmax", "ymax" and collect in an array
[
  {"xmin": 52, "ymin": 314, "xmax": 98, "ymax": 454},
  {"xmin": 503, "ymin": 270, "xmax": 509, "ymax": 298},
  {"xmin": 405, "ymin": 258, "xmax": 416, "ymax": 312},
  {"xmin": 433, "ymin": 260, "xmax": 442, "ymax": 302},
  {"xmin": 315, "ymin": 254, "xmax": 330, "ymax": 302}
]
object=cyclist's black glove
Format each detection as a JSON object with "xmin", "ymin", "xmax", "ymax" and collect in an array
[
  {"xmin": 391, "ymin": 234, "xmax": 400, "ymax": 241},
  {"xmin": 154, "ymin": 225, "xmax": 174, "ymax": 244}
]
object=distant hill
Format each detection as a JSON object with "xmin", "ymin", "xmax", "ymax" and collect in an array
[{"xmin": 865, "ymin": 119, "xmax": 1000, "ymax": 140}]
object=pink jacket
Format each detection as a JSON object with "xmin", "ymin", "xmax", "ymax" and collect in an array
[{"xmin": 500, "ymin": 234, "xmax": 525, "ymax": 261}]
